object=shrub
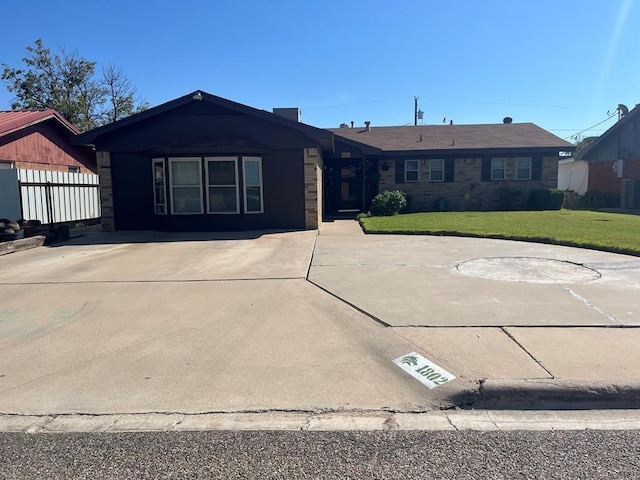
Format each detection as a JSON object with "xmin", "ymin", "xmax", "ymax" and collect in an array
[
  {"xmin": 577, "ymin": 190, "xmax": 621, "ymax": 209},
  {"xmin": 400, "ymin": 192, "xmax": 413, "ymax": 213},
  {"xmin": 369, "ymin": 190, "xmax": 407, "ymax": 216},
  {"xmin": 528, "ymin": 189, "xmax": 566, "ymax": 210},
  {"xmin": 495, "ymin": 187, "xmax": 528, "ymax": 211}
]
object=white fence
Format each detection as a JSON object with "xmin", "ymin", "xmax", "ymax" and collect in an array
[{"xmin": 0, "ymin": 169, "xmax": 100, "ymax": 224}]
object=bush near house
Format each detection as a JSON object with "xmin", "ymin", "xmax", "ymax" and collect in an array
[
  {"xmin": 577, "ymin": 190, "xmax": 621, "ymax": 209},
  {"xmin": 495, "ymin": 187, "xmax": 528, "ymax": 211},
  {"xmin": 369, "ymin": 190, "xmax": 407, "ymax": 216},
  {"xmin": 528, "ymin": 189, "xmax": 565, "ymax": 210}
]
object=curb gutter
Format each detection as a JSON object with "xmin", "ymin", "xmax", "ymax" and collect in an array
[{"xmin": 474, "ymin": 379, "xmax": 640, "ymax": 410}]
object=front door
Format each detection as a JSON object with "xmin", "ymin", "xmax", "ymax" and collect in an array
[
  {"xmin": 324, "ymin": 158, "xmax": 378, "ymax": 216},
  {"xmin": 339, "ymin": 164, "xmax": 362, "ymax": 212}
]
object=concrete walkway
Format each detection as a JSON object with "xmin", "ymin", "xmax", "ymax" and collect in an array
[{"xmin": 1, "ymin": 221, "xmax": 640, "ymax": 431}]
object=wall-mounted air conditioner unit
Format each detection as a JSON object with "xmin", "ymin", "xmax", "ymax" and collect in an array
[{"xmin": 621, "ymin": 178, "xmax": 640, "ymax": 209}]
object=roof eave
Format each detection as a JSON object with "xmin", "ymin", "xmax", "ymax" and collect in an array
[
  {"xmin": 576, "ymin": 104, "xmax": 640, "ymax": 160},
  {"xmin": 379, "ymin": 145, "xmax": 574, "ymax": 157}
]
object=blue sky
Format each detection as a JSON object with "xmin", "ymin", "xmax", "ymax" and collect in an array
[{"xmin": 1, "ymin": 0, "xmax": 638, "ymax": 141}]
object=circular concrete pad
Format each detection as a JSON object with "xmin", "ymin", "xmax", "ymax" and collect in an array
[{"xmin": 455, "ymin": 257, "xmax": 601, "ymax": 284}]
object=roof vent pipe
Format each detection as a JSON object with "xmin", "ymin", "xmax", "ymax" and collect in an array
[
  {"xmin": 364, "ymin": 121, "xmax": 371, "ymax": 131},
  {"xmin": 503, "ymin": 117, "xmax": 513, "ymax": 124}
]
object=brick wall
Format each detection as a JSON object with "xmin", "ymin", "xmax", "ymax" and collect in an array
[
  {"xmin": 303, "ymin": 148, "xmax": 323, "ymax": 229},
  {"xmin": 589, "ymin": 158, "xmax": 640, "ymax": 195},
  {"xmin": 97, "ymin": 151, "xmax": 115, "ymax": 231},
  {"xmin": 379, "ymin": 156, "xmax": 559, "ymax": 211}
]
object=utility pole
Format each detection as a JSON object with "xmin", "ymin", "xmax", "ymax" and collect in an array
[{"xmin": 414, "ymin": 97, "xmax": 423, "ymax": 126}]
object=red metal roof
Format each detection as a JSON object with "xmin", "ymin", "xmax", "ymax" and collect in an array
[{"xmin": 0, "ymin": 109, "xmax": 80, "ymax": 138}]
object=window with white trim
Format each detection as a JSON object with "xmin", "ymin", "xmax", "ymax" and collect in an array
[
  {"xmin": 0, "ymin": 160, "xmax": 14, "ymax": 169},
  {"xmin": 243, "ymin": 157, "xmax": 264, "ymax": 213},
  {"xmin": 516, "ymin": 157, "xmax": 532, "ymax": 180},
  {"xmin": 169, "ymin": 157, "xmax": 203, "ymax": 214},
  {"xmin": 491, "ymin": 158, "xmax": 506, "ymax": 180},
  {"xmin": 152, "ymin": 158, "xmax": 167, "ymax": 214},
  {"xmin": 206, "ymin": 157, "xmax": 239, "ymax": 213},
  {"xmin": 429, "ymin": 159, "xmax": 444, "ymax": 182},
  {"xmin": 405, "ymin": 160, "xmax": 419, "ymax": 182}
]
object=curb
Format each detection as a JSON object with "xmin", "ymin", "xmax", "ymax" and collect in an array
[
  {"xmin": 474, "ymin": 379, "xmax": 640, "ymax": 410},
  {"xmin": 0, "ymin": 235, "xmax": 46, "ymax": 256}
]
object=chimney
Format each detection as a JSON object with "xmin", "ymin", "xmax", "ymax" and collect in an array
[
  {"xmin": 273, "ymin": 107, "xmax": 301, "ymax": 122},
  {"xmin": 503, "ymin": 117, "xmax": 513, "ymax": 124},
  {"xmin": 350, "ymin": 121, "xmax": 354, "ymax": 128},
  {"xmin": 364, "ymin": 121, "xmax": 371, "ymax": 131}
]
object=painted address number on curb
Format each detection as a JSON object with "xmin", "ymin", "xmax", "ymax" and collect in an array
[{"xmin": 393, "ymin": 352, "xmax": 455, "ymax": 389}]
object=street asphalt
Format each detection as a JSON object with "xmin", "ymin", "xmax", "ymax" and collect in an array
[{"xmin": 1, "ymin": 220, "xmax": 640, "ymax": 431}]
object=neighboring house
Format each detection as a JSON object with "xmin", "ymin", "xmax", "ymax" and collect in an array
[
  {"xmin": 0, "ymin": 109, "xmax": 96, "ymax": 173},
  {"xmin": 71, "ymin": 90, "xmax": 573, "ymax": 232},
  {"xmin": 330, "ymin": 122, "xmax": 573, "ymax": 213},
  {"xmin": 575, "ymin": 103, "xmax": 640, "ymax": 208},
  {"xmin": 558, "ymin": 157, "xmax": 589, "ymax": 195}
]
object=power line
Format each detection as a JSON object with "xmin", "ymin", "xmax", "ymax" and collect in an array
[{"xmin": 562, "ymin": 113, "xmax": 617, "ymax": 140}]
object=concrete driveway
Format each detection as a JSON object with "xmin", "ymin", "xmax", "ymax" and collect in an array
[
  {"xmin": 1, "ymin": 223, "xmax": 640, "ymax": 419},
  {"xmin": 0, "ymin": 229, "xmax": 471, "ymax": 416}
]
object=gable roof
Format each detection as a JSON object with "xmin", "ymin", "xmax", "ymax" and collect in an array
[
  {"xmin": 330, "ymin": 123, "xmax": 573, "ymax": 154},
  {"xmin": 72, "ymin": 90, "xmax": 334, "ymax": 150},
  {"xmin": 575, "ymin": 103, "xmax": 640, "ymax": 160},
  {"xmin": 0, "ymin": 109, "xmax": 80, "ymax": 138}
]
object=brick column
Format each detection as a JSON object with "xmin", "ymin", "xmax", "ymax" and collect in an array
[
  {"xmin": 303, "ymin": 147, "xmax": 323, "ymax": 230},
  {"xmin": 97, "ymin": 151, "xmax": 115, "ymax": 232}
]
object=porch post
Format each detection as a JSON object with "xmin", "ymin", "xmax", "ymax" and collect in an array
[{"xmin": 303, "ymin": 147, "xmax": 323, "ymax": 229}]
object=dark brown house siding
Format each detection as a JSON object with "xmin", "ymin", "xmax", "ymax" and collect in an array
[
  {"xmin": 77, "ymin": 94, "xmax": 327, "ymax": 232},
  {"xmin": 110, "ymin": 150, "xmax": 306, "ymax": 231}
]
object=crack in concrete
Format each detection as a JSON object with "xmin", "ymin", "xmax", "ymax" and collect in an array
[
  {"xmin": 445, "ymin": 412, "xmax": 460, "ymax": 431},
  {"xmin": 560, "ymin": 285, "xmax": 621, "ymax": 325}
]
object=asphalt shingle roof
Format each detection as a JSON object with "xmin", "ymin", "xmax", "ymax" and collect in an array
[{"xmin": 329, "ymin": 123, "xmax": 573, "ymax": 152}]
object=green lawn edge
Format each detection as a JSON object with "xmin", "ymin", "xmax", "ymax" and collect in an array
[{"xmin": 358, "ymin": 211, "xmax": 640, "ymax": 257}]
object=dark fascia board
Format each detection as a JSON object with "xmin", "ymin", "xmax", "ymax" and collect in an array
[
  {"xmin": 71, "ymin": 90, "xmax": 334, "ymax": 152},
  {"xmin": 333, "ymin": 134, "xmax": 382, "ymax": 156},
  {"xmin": 378, "ymin": 146, "xmax": 574, "ymax": 158},
  {"xmin": 576, "ymin": 103, "xmax": 640, "ymax": 160}
]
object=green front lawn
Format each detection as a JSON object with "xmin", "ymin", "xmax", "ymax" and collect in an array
[{"xmin": 359, "ymin": 210, "xmax": 640, "ymax": 256}]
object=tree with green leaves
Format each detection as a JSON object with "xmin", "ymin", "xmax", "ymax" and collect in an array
[{"xmin": 2, "ymin": 39, "xmax": 148, "ymax": 132}]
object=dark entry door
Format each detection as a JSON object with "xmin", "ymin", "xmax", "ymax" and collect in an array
[
  {"xmin": 324, "ymin": 158, "xmax": 378, "ymax": 216},
  {"xmin": 339, "ymin": 165, "xmax": 362, "ymax": 211}
]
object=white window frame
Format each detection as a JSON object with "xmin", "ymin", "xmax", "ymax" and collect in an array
[
  {"xmin": 429, "ymin": 159, "xmax": 444, "ymax": 182},
  {"xmin": 205, "ymin": 157, "xmax": 240, "ymax": 214},
  {"xmin": 168, "ymin": 157, "xmax": 203, "ymax": 215},
  {"xmin": 405, "ymin": 159, "xmax": 420, "ymax": 182},
  {"xmin": 516, "ymin": 157, "xmax": 532, "ymax": 180},
  {"xmin": 491, "ymin": 158, "xmax": 506, "ymax": 181},
  {"xmin": 243, "ymin": 156, "xmax": 264, "ymax": 214},
  {"xmin": 152, "ymin": 158, "xmax": 167, "ymax": 215}
]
